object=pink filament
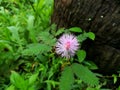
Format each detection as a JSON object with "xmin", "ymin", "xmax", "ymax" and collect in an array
[{"xmin": 66, "ymin": 41, "xmax": 70, "ymax": 50}]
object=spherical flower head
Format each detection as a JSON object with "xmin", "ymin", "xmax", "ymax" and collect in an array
[{"xmin": 55, "ymin": 34, "xmax": 79, "ymax": 58}]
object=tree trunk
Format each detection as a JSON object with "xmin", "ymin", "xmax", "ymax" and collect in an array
[{"xmin": 52, "ymin": 0, "xmax": 120, "ymax": 74}]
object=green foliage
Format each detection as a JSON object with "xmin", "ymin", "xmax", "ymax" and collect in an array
[
  {"xmin": 60, "ymin": 66, "xmax": 74, "ymax": 90},
  {"xmin": 72, "ymin": 63, "xmax": 99, "ymax": 86},
  {"xmin": 84, "ymin": 61, "xmax": 98, "ymax": 70},
  {"xmin": 77, "ymin": 50, "xmax": 86, "ymax": 63},
  {"xmin": 69, "ymin": 27, "xmax": 82, "ymax": 33},
  {"xmin": 0, "ymin": 0, "xmax": 55, "ymax": 89},
  {"xmin": 112, "ymin": 74, "xmax": 117, "ymax": 84},
  {"xmin": 7, "ymin": 26, "xmax": 20, "ymax": 43},
  {"xmin": 38, "ymin": 31, "xmax": 56, "ymax": 46},
  {"xmin": 87, "ymin": 32, "xmax": 95, "ymax": 40},
  {"xmin": 117, "ymin": 86, "xmax": 120, "ymax": 90},
  {"xmin": 9, "ymin": 71, "xmax": 38, "ymax": 90},
  {"xmin": 29, "ymin": 73, "xmax": 38, "ymax": 85},
  {"xmin": 55, "ymin": 28, "xmax": 65, "ymax": 36},
  {"xmin": 34, "ymin": 0, "xmax": 54, "ymax": 28},
  {"xmin": 86, "ymin": 86, "xmax": 100, "ymax": 90},
  {"xmin": 6, "ymin": 85, "xmax": 15, "ymax": 90},
  {"xmin": 59, "ymin": 63, "xmax": 99, "ymax": 90},
  {"xmin": 22, "ymin": 43, "xmax": 52, "ymax": 56},
  {"xmin": 10, "ymin": 71, "xmax": 27, "ymax": 90},
  {"xmin": 77, "ymin": 31, "xmax": 95, "ymax": 43},
  {"xmin": 27, "ymin": 15, "xmax": 37, "ymax": 43}
]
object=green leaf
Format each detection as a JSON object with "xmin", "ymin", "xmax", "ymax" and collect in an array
[
  {"xmin": 55, "ymin": 28, "xmax": 65, "ymax": 36},
  {"xmin": 77, "ymin": 33, "xmax": 88, "ymax": 42},
  {"xmin": 27, "ymin": 15, "xmax": 37, "ymax": 43},
  {"xmin": 7, "ymin": 26, "xmax": 20, "ymax": 42},
  {"xmin": 87, "ymin": 32, "xmax": 95, "ymax": 40},
  {"xmin": 60, "ymin": 66, "xmax": 74, "ymax": 90},
  {"xmin": 72, "ymin": 63, "xmax": 99, "ymax": 86},
  {"xmin": 0, "ymin": 0, "xmax": 2, "ymax": 4},
  {"xmin": 45, "ymin": 80, "xmax": 59, "ymax": 89},
  {"xmin": 10, "ymin": 71, "xmax": 27, "ymax": 89},
  {"xmin": 27, "ymin": 15, "xmax": 34, "ymax": 30},
  {"xmin": 22, "ymin": 43, "xmax": 52, "ymax": 56},
  {"xmin": 86, "ymin": 87, "xmax": 99, "ymax": 90},
  {"xmin": 112, "ymin": 74, "xmax": 117, "ymax": 84},
  {"xmin": 37, "ymin": 0, "xmax": 45, "ymax": 10},
  {"xmin": 84, "ymin": 61, "xmax": 98, "ymax": 70},
  {"xmin": 117, "ymin": 86, "xmax": 120, "ymax": 90},
  {"xmin": 69, "ymin": 27, "xmax": 82, "ymax": 33},
  {"xmin": 35, "ymin": 0, "xmax": 54, "ymax": 22},
  {"xmin": 6, "ymin": 85, "xmax": 15, "ymax": 90},
  {"xmin": 77, "ymin": 50, "xmax": 86, "ymax": 62},
  {"xmin": 0, "ymin": 40, "xmax": 13, "ymax": 52},
  {"xmin": 28, "ymin": 86, "xmax": 34, "ymax": 90},
  {"xmin": 39, "ymin": 31, "xmax": 56, "ymax": 46},
  {"xmin": 29, "ymin": 73, "xmax": 38, "ymax": 85},
  {"xmin": 47, "ymin": 83, "xmax": 51, "ymax": 90}
]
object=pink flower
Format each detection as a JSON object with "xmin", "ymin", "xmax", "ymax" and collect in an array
[{"xmin": 55, "ymin": 34, "xmax": 79, "ymax": 58}]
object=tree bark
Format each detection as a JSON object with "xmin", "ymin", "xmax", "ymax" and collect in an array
[{"xmin": 52, "ymin": 0, "xmax": 120, "ymax": 74}]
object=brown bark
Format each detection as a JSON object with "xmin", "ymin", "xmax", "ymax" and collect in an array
[{"xmin": 52, "ymin": 0, "xmax": 120, "ymax": 73}]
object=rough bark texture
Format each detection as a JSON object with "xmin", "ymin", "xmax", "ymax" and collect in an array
[{"xmin": 52, "ymin": 0, "xmax": 120, "ymax": 74}]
